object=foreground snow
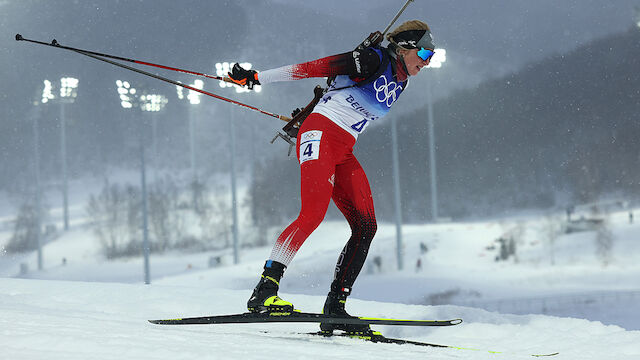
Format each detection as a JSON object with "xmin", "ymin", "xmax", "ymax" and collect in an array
[
  {"xmin": 2, "ymin": 187, "xmax": 640, "ymax": 358},
  {"xmin": 2, "ymin": 277, "xmax": 639, "ymax": 360}
]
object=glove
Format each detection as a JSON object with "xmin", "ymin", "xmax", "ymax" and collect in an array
[{"xmin": 227, "ymin": 63, "xmax": 260, "ymax": 90}]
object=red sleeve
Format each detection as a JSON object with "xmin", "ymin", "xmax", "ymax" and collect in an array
[{"xmin": 258, "ymin": 49, "xmax": 380, "ymax": 84}]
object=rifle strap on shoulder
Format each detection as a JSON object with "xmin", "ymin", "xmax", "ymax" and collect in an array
[
  {"xmin": 270, "ymin": 32, "xmax": 386, "ymax": 156},
  {"xmin": 271, "ymin": 85, "xmax": 325, "ymax": 156}
]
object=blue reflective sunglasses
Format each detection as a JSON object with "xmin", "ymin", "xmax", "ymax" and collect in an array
[{"xmin": 417, "ymin": 48, "xmax": 435, "ymax": 61}]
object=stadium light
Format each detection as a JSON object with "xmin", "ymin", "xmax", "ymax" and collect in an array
[
  {"xmin": 41, "ymin": 80, "xmax": 55, "ymax": 104},
  {"xmin": 426, "ymin": 48, "xmax": 447, "ymax": 69},
  {"xmin": 188, "ymin": 79, "xmax": 204, "ymax": 105},
  {"xmin": 116, "ymin": 80, "xmax": 136, "ymax": 109},
  {"xmin": 60, "ymin": 77, "xmax": 79, "ymax": 101},
  {"xmin": 176, "ymin": 83, "xmax": 184, "ymax": 100},
  {"xmin": 140, "ymin": 94, "xmax": 168, "ymax": 113}
]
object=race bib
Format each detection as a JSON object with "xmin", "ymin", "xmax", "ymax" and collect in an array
[{"xmin": 299, "ymin": 130, "xmax": 322, "ymax": 164}]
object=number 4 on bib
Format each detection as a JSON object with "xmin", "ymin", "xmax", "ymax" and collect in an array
[{"xmin": 299, "ymin": 130, "xmax": 322, "ymax": 164}]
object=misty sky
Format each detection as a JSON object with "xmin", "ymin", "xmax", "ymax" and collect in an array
[
  {"xmin": 3, "ymin": 0, "xmax": 638, "ymax": 104},
  {"xmin": 1, "ymin": 0, "xmax": 639, "ymax": 208}
]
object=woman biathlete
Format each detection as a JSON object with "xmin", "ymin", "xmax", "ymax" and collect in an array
[{"xmin": 228, "ymin": 20, "xmax": 436, "ymax": 335}]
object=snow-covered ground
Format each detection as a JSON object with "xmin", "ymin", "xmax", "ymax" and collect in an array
[
  {"xmin": 2, "ymin": 276, "xmax": 638, "ymax": 360},
  {"xmin": 1, "ymin": 188, "xmax": 640, "ymax": 359}
]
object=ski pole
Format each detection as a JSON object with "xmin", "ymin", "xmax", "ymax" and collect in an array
[
  {"xmin": 358, "ymin": 0, "xmax": 415, "ymax": 52},
  {"xmin": 15, "ymin": 33, "xmax": 235, "ymax": 84},
  {"xmin": 16, "ymin": 34, "xmax": 291, "ymax": 122}
]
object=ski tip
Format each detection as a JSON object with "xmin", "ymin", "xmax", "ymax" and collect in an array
[
  {"xmin": 451, "ymin": 318, "xmax": 463, "ymax": 325},
  {"xmin": 148, "ymin": 318, "xmax": 185, "ymax": 325},
  {"xmin": 532, "ymin": 353, "xmax": 560, "ymax": 357},
  {"xmin": 15, "ymin": 33, "xmax": 23, "ymax": 41}
]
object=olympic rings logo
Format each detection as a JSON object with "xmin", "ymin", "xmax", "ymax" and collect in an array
[
  {"xmin": 374, "ymin": 75, "xmax": 402, "ymax": 107},
  {"xmin": 304, "ymin": 132, "xmax": 318, "ymax": 139}
]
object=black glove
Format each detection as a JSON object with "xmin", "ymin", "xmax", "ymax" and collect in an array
[{"xmin": 227, "ymin": 63, "xmax": 260, "ymax": 90}]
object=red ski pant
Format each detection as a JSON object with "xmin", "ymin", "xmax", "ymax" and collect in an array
[{"xmin": 269, "ymin": 113, "xmax": 377, "ymax": 293}]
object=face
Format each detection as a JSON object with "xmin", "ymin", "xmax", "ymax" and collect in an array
[{"xmin": 402, "ymin": 48, "xmax": 431, "ymax": 76}]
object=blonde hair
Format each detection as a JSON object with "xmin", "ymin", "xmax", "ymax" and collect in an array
[{"xmin": 386, "ymin": 20, "xmax": 430, "ymax": 50}]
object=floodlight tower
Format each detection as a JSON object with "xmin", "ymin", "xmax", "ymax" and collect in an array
[
  {"xmin": 140, "ymin": 93, "xmax": 168, "ymax": 179},
  {"xmin": 42, "ymin": 77, "xmax": 78, "ymax": 231},
  {"xmin": 32, "ymin": 82, "xmax": 54, "ymax": 270},
  {"xmin": 424, "ymin": 49, "xmax": 446, "ymax": 222},
  {"xmin": 176, "ymin": 79, "xmax": 204, "ymax": 186},
  {"xmin": 116, "ymin": 79, "xmax": 152, "ymax": 285},
  {"xmin": 58, "ymin": 77, "xmax": 78, "ymax": 231},
  {"xmin": 32, "ymin": 101, "xmax": 43, "ymax": 271},
  {"xmin": 390, "ymin": 112, "xmax": 404, "ymax": 270},
  {"xmin": 389, "ymin": 49, "xmax": 447, "ymax": 270}
]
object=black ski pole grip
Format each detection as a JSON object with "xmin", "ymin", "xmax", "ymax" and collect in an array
[{"xmin": 15, "ymin": 33, "xmax": 23, "ymax": 41}]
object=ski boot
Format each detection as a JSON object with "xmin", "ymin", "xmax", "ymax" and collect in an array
[
  {"xmin": 247, "ymin": 261, "xmax": 295, "ymax": 314},
  {"xmin": 319, "ymin": 288, "xmax": 374, "ymax": 336}
]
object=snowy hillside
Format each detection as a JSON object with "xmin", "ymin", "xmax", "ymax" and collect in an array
[
  {"xmin": 2, "ymin": 205, "xmax": 640, "ymax": 359},
  {"xmin": 2, "ymin": 174, "xmax": 640, "ymax": 359}
]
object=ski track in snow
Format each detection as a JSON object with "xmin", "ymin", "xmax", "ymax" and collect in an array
[{"xmin": 1, "ymin": 278, "xmax": 639, "ymax": 360}]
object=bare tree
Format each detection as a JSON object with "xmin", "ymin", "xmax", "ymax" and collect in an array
[
  {"xmin": 86, "ymin": 182, "xmax": 131, "ymax": 258},
  {"xmin": 543, "ymin": 214, "xmax": 563, "ymax": 265},
  {"xmin": 595, "ymin": 217, "xmax": 614, "ymax": 266},
  {"xmin": 5, "ymin": 202, "xmax": 40, "ymax": 253}
]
